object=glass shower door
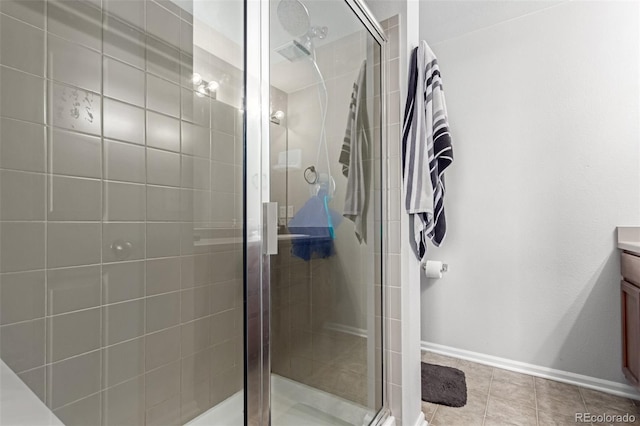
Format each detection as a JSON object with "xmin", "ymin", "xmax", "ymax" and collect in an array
[
  {"xmin": 0, "ymin": 0, "xmax": 246, "ymax": 424},
  {"xmin": 266, "ymin": 0, "xmax": 386, "ymax": 424}
]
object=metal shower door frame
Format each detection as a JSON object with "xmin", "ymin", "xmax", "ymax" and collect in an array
[{"xmin": 243, "ymin": 0, "xmax": 389, "ymax": 424}]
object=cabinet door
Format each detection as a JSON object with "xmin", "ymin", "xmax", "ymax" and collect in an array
[{"xmin": 622, "ymin": 280, "xmax": 640, "ymax": 388}]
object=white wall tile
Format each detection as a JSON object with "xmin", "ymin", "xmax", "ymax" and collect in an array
[
  {"xmin": 211, "ymin": 130, "xmax": 234, "ymax": 164},
  {"xmin": 102, "ymin": 261, "xmax": 145, "ymax": 304},
  {"xmin": 104, "ymin": 0, "xmax": 145, "ymax": 30},
  {"xmin": 50, "ymin": 129, "xmax": 101, "ymax": 179},
  {"xmin": 147, "ymin": 185, "xmax": 181, "ymax": 221},
  {"xmin": 48, "ymin": 35, "xmax": 101, "ymax": 92},
  {"xmin": 0, "ymin": 222, "xmax": 45, "ymax": 272},
  {"xmin": 0, "ymin": 14, "xmax": 45, "ymax": 76},
  {"xmin": 147, "ymin": 74, "xmax": 181, "ymax": 117},
  {"xmin": 54, "ymin": 391, "xmax": 101, "ymax": 426},
  {"xmin": 147, "ymin": 148, "xmax": 180, "ymax": 187},
  {"xmin": 103, "ymin": 15, "xmax": 146, "ymax": 69},
  {"xmin": 102, "ymin": 376, "xmax": 145, "ymax": 425},
  {"xmin": 105, "ymin": 139, "xmax": 146, "ymax": 183},
  {"xmin": 146, "ymin": 37, "xmax": 181, "ymax": 83},
  {"xmin": 1, "ymin": 67, "xmax": 45, "ymax": 124},
  {"xmin": 211, "ymin": 100, "xmax": 235, "ymax": 135},
  {"xmin": 104, "ymin": 98, "xmax": 145, "ymax": 144},
  {"xmin": 182, "ymin": 88, "xmax": 210, "ymax": 127},
  {"xmin": 47, "ymin": 0, "xmax": 102, "ymax": 51},
  {"xmin": 182, "ymin": 123, "xmax": 210, "ymax": 158},
  {"xmin": 144, "ymin": 361, "xmax": 180, "ymax": 409},
  {"xmin": 145, "ymin": 292, "xmax": 180, "ymax": 333},
  {"xmin": 47, "ymin": 223, "xmax": 101, "ymax": 268},
  {"xmin": 103, "ymin": 299, "xmax": 145, "ymax": 345},
  {"xmin": 0, "ymin": 170, "xmax": 45, "ymax": 220},
  {"xmin": 145, "ymin": 326, "xmax": 180, "ymax": 370},
  {"xmin": 48, "ymin": 176, "xmax": 102, "ymax": 221},
  {"xmin": 146, "ymin": 257, "xmax": 181, "ymax": 296},
  {"xmin": 47, "ymin": 308, "xmax": 101, "ymax": 363},
  {"xmin": 0, "ymin": 0, "xmax": 46, "ymax": 29},
  {"xmin": 147, "ymin": 111, "xmax": 180, "ymax": 152},
  {"xmin": 146, "ymin": 222, "xmax": 181, "ymax": 258},
  {"xmin": 146, "ymin": 1, "xmax": 180, "ymax": 48},
  {"xmin": 0, "ymin": 319, "xmax": 45, "ymax": 372},
  {"xmin": 104, "ymin": 182, "xmax": 146, "ymax": 221},
  {"xmin": 104, "ymin": 57, "xmax": 145, "ymax": 106},
  {"xmin": 47, "ymin": 265, "xmax": 101, "ymax": 315},
  {"xmin": 211, "ymin": 161, "xmax": 234, "ymax": 192},
  {"xmin": 0, "ymin": 271, "xmax": 45, "ymax": 325},
  {"xmin": 0, "ymin": 118, "xmax": 46, "ymax": 173},
  {"xmin": 210, "ymin": 192, "xmax": 234, "ymax": 223},
  {"xmin": 102, "ymin": 338, "xmax": 145, "ymax": 388},
  {"xmin": 48, "ymin": 350, "xmax": 101, "ymax": 409},
  {"xmin": 182, "ymin": 155, "xmax": 210, "ymax": 190}
]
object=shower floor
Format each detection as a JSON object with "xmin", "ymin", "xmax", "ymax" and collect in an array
[{"xmin": 187, "ymin": 374, "xmax": 374, "ymax": 426}]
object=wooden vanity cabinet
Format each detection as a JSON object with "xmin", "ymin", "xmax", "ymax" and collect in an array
[{"xmin": 621, "ymin": 251, "xmax": 640, "ymax": 388}]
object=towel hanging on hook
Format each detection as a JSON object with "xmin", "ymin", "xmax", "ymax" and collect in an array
[{"xmin": 402, "ymin": 40, "xmax": 454, "ymax": 260}]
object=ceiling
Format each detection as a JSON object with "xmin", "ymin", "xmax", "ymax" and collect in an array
[
  {"xmin": 419, "ymin": 0, "xmax": 565, "ymax": 45},
  {"xmin": 172, "ymin": 0, "xmax": 361, "ymax": 54}
]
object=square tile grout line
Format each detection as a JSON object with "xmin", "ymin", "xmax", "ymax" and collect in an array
[
  {"xmin": 481, "ymin": 369, "xmax": 494, "ymax": 425},
  {"xmin": 532, "ymin": 374, "xmax": 538, "ymax": 426}
]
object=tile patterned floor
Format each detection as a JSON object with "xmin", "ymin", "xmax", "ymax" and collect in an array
[{"xmin": 421, "ymin": 351, "xmax": 640, "ymax": 426}]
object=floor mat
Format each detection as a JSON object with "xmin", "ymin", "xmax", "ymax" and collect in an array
[{"xmin": 421, "ymin": 362, "xmax": 467, "ymax": 408}]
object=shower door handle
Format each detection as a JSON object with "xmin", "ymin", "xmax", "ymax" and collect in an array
[{"xmin": 263, "ymin": 202, "xmax": 278, "ymax": 255}]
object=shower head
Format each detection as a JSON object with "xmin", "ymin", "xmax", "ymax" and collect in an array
[
  {"xmin": 277, "ymin": 0, "xmax": 310, "ymax": 38},
  {"xmin": 275, "ymin": 39, "xmax": 311, "ymax": 62}
]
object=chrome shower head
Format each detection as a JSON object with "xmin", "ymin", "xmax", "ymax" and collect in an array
[
  {"xmin": 277, "ymin": 0, "xmax": 310, "ymax": 38},
  {"xmin": 275, "ymin": 39, "xmax": 311, "ymax": 62}
]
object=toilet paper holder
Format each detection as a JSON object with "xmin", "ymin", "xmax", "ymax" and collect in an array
[{"xmin": 421, "ymin": 261, "xmax": 449, "ymax": 272}]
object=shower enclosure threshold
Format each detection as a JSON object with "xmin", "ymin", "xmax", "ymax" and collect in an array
[{"xmin": 187, "ymin": 374, "xmax": 374, "ymax": 426}]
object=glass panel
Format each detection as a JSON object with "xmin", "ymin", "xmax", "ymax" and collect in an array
[
  {"xmin": 269, "ymin": 0, "xmax": 384, "ymax": 424},
  {"xmin": 0, "ymin": 0, "xmax": 244, "ymax": 425}
]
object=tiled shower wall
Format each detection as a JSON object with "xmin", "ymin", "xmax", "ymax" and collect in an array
[
  {"xmin": 380, "ymin": 15, "xmax": 403, "ymax": 426},
  {"xmin": 0, "ymin": 0, "xmax": 244, "ymax": 424}
]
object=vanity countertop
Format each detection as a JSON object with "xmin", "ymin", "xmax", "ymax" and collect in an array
[{"xmin": 618, "ymin": 227, "xmax": 640, "ymax": 254}]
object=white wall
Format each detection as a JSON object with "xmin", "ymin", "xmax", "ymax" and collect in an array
[{"xmin": 419, "ymin": 1, "xmax": 640, "ymax": 385}]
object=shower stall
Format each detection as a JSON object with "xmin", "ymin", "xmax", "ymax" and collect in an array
[{"xmin": 0, "ymin": 0, "xmax": 387, "ymax": 424}]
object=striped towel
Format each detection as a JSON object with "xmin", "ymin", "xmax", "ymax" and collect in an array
[
  {"xmin": 402, "ymin": 41, "xmax": 453, "ymax": 259},
  {"xmin": 340, "ymin": 61, "xmax": 369, "ymax": 243}
]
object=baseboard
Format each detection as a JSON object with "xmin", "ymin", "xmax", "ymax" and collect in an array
[
  {"xmin": 324, "ymin": 322, "xmax": 368, "ymax": 338},
  {"xmin": 413, "ymin": 412, "xmax": 428, "ymax": 426},
  {"xmin": 421, "ymin": 341, "xmax": 640, "ymax": 400}
]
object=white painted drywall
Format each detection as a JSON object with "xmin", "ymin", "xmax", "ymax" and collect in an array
[{"xmin": 419, "ymin": 1, "xmax": 640, "ymax": 384}]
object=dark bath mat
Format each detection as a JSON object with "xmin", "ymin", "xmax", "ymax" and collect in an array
[{"xmin": 421, "ymin": 362, "xmax": 467, "ymax": 407}]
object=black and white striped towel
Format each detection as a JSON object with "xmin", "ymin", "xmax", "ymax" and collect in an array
[{"xmin": 402, "ymin": 41, "xmax": 453, "ymax": 259}]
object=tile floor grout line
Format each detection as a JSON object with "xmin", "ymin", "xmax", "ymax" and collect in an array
[
  {"xmin": 576, "ymin": 386, "xmax": 593, "ymax": 426},
  {"xmin": 533, "ymin": 376, "xmax": 539, "ymax": 426},
  {"xmin": 481, "ymin": 368, "xmax": 494, "ymax": 425}
]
